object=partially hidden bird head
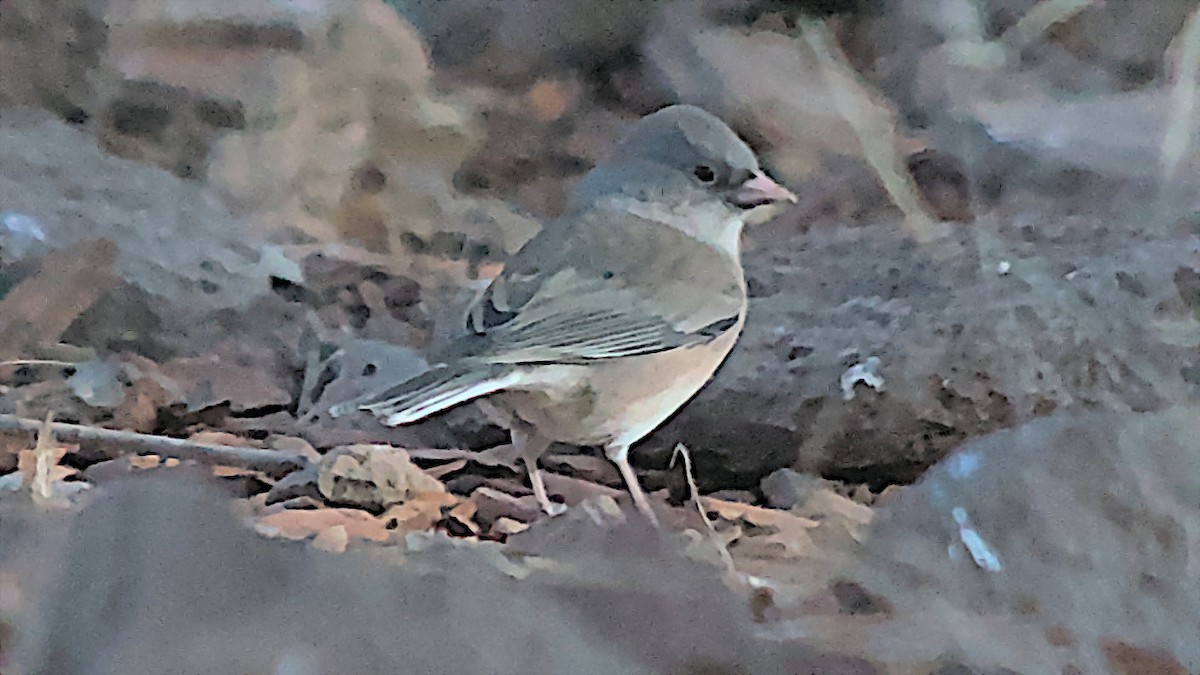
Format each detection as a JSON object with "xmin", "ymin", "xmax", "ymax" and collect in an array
[{"xmin": 570, "ymin": 104, "xmax": 798, "ymax": 218}]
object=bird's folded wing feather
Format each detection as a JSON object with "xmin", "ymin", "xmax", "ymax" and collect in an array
[{"xmin": 458, "ymin": 211, "xmax": 745, "ymax": 364}]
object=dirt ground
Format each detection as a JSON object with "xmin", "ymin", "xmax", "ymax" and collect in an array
[{"xmin": 2, "ymin": 1, "xmax": 1200, "ymax": 673}]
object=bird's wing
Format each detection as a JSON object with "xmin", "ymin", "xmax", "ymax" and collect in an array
[{"xmin": 457, "ymin": 211, "xmax": 745, "ymax": 364}]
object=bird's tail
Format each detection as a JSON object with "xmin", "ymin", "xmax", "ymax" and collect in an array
[{"xmin": 330, "ymin": 363, "xmax": 518, "ymax": 426}]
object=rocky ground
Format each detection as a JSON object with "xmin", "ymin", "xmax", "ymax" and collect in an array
[{"xmin": 1, "ymin": 0, "xmax": 1199, "ymax": 672}]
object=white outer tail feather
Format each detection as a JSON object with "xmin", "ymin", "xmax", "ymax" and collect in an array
[{"xmin": 370, "ymin": 371, "xmax": 521, "ymax": 426}]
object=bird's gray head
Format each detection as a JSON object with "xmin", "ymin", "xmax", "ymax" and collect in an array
[{"xmin": 570, "ymin": 105, "xmax": 797, "ymax": 216}]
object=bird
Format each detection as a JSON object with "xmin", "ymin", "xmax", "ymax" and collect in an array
[{"xmin": 338, "ymin": 104, "xmax": 796, "ymax": 525}]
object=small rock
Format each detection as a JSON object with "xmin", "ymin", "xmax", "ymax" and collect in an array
[{"xmin": 761, "ymin": 468, "xmax": 823, "ymax": 510}]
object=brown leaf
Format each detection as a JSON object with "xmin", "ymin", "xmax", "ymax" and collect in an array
[
  {"xmin": 426, "ymin": 458, "xmax": 468, "ymax": 479},
  {"xmin": 14, "ymin": 414, "xmax": 84, "ymax": 506},
  {"xmin": 128, "ymin": 455, "xmax": 163, "ymax": 470},
  {"xmin": 188, "ymin": 432, "xmax": 274, "ymax": 481},
  {"xmin": 15, "ymin": 448, "xmax": 36, "ymax": 491},
  {"xmin": 310, "ymin": 525, "xmax": 350, "ymax": 553},
  {"xmin": 700, "ymin": 497, "xmax": 819, "ymax": 558},
  {"xmin": 792, "ymin": 488, "xmax": 874, "ymax": 543},
  {"xmin": 30, "ymin": 414, "xmax": 67, "ymax": 495},
  {"xmin": 211, "ymin": 465, "xmax": 262, "ymax": 479},
  {"xmin": 447, "ymin": 499, "xmax": 480, "ymax": 535},
  {"xmin": 188, "ymin": 431, "xmax": 253, "ymax": 447},
  {"xmin": 0, "ymin": 239, "xmax": 119, "ymax": 361},
  {"xmin": 490, "ymin": 517, "xmax": 530, "ymax": 537},
  {"xmin": 380, "ymin": 491, "xmax": 458, "ymax": 533},
  {"xmin": 255, "ymin": 507, "xmax": 390, "ymax": 543}
]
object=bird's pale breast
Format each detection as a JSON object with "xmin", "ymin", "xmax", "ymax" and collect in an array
[{"xmin": 491, "ymin": 314, "xmax": 745, "ymax": 448}]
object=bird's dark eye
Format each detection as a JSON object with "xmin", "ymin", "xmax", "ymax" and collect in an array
[{"xmin": 693, "ymin": 165, "xmax": 716, "ymax": 183}]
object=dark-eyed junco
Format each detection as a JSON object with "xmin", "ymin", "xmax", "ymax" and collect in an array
[{"xmin": 337, "ymin": 105, "xmax": 796, "ymax": 525}]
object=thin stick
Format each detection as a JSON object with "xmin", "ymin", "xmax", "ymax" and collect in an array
[
  {"xmin": 670, "ymin": 443, "xmax": 736, "ymax": 575},
  {"xmin": 0, "ymin": 414, "xmax": 307, "ymax": 477},
  {"xmin": 800, "ymin": 18, "xmax": 939, "ymax": 242},
  {"xmin": 0, "ymin": 360, "xmax": 77, "ymax": 368}
]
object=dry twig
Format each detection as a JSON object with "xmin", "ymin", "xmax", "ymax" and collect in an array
[
  {"xmin": 0, "ymin": 414, "xmax": 307, "ymax": 477},
  {"xmin": 800, "ymin": 19, "xmax": 939, "ymax": 242},
  {"xmin": 671, "ymin": 443, "xmax": 736, "ymax": 575}
]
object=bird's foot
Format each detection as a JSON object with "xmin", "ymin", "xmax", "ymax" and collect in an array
[{"xmin": 527, "ymin": 464, "xmax": 567, "ymax": 517}]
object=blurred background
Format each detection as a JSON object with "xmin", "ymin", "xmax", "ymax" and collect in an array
[{"xmin": 2, "ymin": 0, "xmax": 1200, "ymax": 672}]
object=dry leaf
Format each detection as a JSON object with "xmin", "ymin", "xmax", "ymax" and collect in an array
[
  {"xmin": 193, "ymin": 433, "xmax": 274, "ymax": 482},
  {"xmin": 447, "ymin": 499, "xmax": 480, "ymax": 535},
  {"xmin": 701, "ymin": 497, "xmax": 820, "ymax": 558},
  {"xmin": 380, "ymin": 491, "xmax": 458, "ymax": 533},
  {"xmin": 427, "ymin": 458, "xmax": 468, "ymax": 479},
  {"xmin": 795, "ymin": 488, "xmax": 874, "ymax": 543},
  {"xmin": 490, "ymin": 517, "xmax": 530, "ymax": 537},
  {"xmin": 15, "ymin": 448, "xmax": 36, "ymax": 492},
  {"xmin": 311, "ymin": 524, "xmax": 350, "ymax": 553},
  {"xmin": 255, "ymin": 507, "xmax": 390, "ymax": 543},
  {"xmin": 211, "ymin": 465, "xmax": 262, "ymax": 479},
  {"xmin": 30, "ymin": 413, "xmax": 65, "ymax": 497},
  {"xmin": 188, "ymin": 431, "xmax": 253, "ymax": 447},
  {"xmin": 15, "ymin": 414, "xmax": 86, "ymax": 507},
  {"xmin": 128, "ymin": 455, "xmax": 162, "ymax": 470}
]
